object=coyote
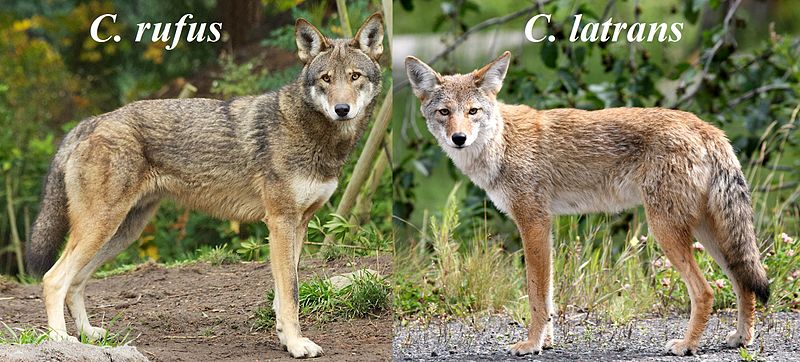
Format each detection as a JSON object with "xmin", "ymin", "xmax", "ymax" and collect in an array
[
  {"xmin": 26, "ymin": 13, "xmax": 384, "ymax": 358},
  {"xmin": 406, "ymin": 51, "xmax": 769, "ymax": 356}
]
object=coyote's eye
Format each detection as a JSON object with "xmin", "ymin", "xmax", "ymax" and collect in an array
[
  {"xmin": 468, "ymin": 108, "xmax": 479, "ymax": 115},
  {"xmin": 321, "ymin": 74, "xmax": 331, "ymax": 83},
  {"xmin": 351, "ymin": 73, "xmax": 361, "ymax": 81},
  {"xmin": 438, "ymin": 109, "xmax": 450, "ymax": 116}
]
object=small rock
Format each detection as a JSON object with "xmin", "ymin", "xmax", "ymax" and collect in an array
[{"xmin": 328, "ymin": 269, "xmax": 381, "ymax": 290}]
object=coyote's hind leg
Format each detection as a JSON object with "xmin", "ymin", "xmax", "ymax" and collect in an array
[
  {"xmin": 693, "ymin": 217, "xmax": 756, "ymax": 348},
  {"xmin": 647, "ymin": 211, "xmax": 713, "ymax": 356}
]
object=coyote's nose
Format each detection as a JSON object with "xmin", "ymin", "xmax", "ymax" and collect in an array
[
  {"xmin": 451, "ymin": 132, "xmax": 467, "ymax": 146},
  {"xmin": 334, "ymin": 104, "xmax": 350, "ymax": 117}
]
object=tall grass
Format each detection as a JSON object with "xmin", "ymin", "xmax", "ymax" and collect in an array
[
  {"xmin": 395, "ymin": 184, "xmax": 525, "ymax": 319},
  {"xmin": 395, "ymin": 116, "xmax": 800, "ymax": 323}
]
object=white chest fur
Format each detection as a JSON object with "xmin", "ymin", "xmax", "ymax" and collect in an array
[
  {"xmin": 485, "ymin": 187, "xmax": 511, "ymax": 214},
  {"xmin": 290, "ymin": 176, "xmax": 338, "ymax": 209}
]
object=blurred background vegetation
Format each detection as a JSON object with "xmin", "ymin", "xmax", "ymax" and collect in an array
[
  {"xmin": 0, "ymin": 0, "xmax": 391, "ymax": 278},
  {"xmin": 393, "ymin": 0, "xmax": 800, "ymax": 322}
]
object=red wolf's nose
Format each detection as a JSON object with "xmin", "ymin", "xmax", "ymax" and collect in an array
[
  {"xmin": 335, "ymin": 104, "xmax": 350, "ymax": 117},
  {"xmin": 451, "ymin": 132, "xmax": 467, "ymax": 146}
]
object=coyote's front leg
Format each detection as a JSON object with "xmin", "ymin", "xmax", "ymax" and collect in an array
[
  {"xmin": 265, "ymin": 209, "xmax": 323, "ymax": 358},
  {"xmin": 509, "ymin": 210, "xmax": 554, "ymax": 355}
]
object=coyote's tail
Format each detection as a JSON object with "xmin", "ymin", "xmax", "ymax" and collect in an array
[
  {"xmin": 26, "ymin": 160, "xmax": 70, "ymax": 277},
  {"xmin": 707, "ymin": 148, "xmax": 770, "ymax": 304}
]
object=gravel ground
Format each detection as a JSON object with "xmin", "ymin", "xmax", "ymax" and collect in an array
[{"xmin": 394, "ymin": 312, "xmax": 800, "ymax": 361}]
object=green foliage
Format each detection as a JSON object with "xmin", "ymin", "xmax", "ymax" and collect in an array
[
  {"xmin": 260, "ymin": 25, "xmax": 295, "ymax": 50},
  {"xmin": 210, "ymin": 54, "xmax": 270, "ymax": 99},
  {"xmin": 739, "ymin": 346, "xmax": 765, "ymax": 362},
  {"xmin": 235, "ymin": 237, "xmax": 270, "ymax": 261},
  {"xmin": 197, "ymin": 244, "xmax": 241, "ymax": 266},
  {"xmin": 310, "ymin": 213, "xmax": 392, "ymax": 260}
]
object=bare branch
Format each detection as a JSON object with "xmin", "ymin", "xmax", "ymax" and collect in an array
[
  {"xmin": 727, "ymin": 84, "xmax": 793, "ymax": 108},
  {"xmin": 671, "ymin": 0, "xmax": 742, "ymax": 108}
]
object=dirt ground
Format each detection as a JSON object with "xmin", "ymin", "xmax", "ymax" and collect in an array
[
  {"xmin": 394, "ymin": 312, "xmax": 800, "ymax": 361},
  {"xmin": 0, "ymin": 255, "xmax": 392, "ymax": 361}
]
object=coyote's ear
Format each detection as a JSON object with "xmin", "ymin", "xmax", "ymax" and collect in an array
[
  {"xmin": 406, "ymin": 56, "xmax": 442, "ymax": 100},
  {"xmin": 295, "ymin": 19, "xmax": 330, "ymax": 63},
  {"xmin": 473, "ymin": 51, "xmax": 511, "ymax": 95},
  {"xmin": 351, "ymin": 13, "xmax": 384, "ymax": 61}
]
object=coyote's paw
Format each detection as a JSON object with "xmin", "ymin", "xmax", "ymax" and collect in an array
[
  {"xmin": 665, "ymin": 339, "xmax": 698, "ymax": 356},
  {"xmin": 286, "ymin": 337, "xmax": 323, "ymax": 358},
  {"xmin": 48, "ymin": 329, "xmax": 79, "ymax": 343},
  {"xmin": 543, "ymin": 323, "xmax": 554, "ymax": 349},
  {"xmin": 726, "ymin": 330, "xmax": 752, "ymax": 348},
  {"xmin": 81, "ymin": 326, "xmax": 107, "ymax": 341},
  {"xmin": 508, "ymin": 340, "xmax": 541, "ymax": 356}
]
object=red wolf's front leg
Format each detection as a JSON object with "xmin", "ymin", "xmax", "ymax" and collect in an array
[
  {"xmin": 509, "ymin": 209, "xmax": 553, "ymax": 356},
  {"xmin": 265, "ymin": 209, "xmax": 323, "ymax": 358}
]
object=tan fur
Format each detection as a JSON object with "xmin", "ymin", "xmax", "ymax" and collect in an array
[
  {"xmin": 406, "ymin": 51, "xmax": 769, "ymax": 356},
  {"xmin": 29, "ymin": 14, "xmax": 385, "ymax": 359}
]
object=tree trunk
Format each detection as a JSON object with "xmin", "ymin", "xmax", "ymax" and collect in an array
[{"xmin": 217, "ymin": 0, "xmax": 262, "ymax": 51}]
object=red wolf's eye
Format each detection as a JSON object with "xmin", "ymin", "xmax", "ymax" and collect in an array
[
  {"xmin": 468, "ymin": 108, "xmax": 479, "ymax": 115},
  {"xmin": 321, "ymin": 74, "xmax": 331, "ymax": 83},
  {"xmin": 351, "ymin": 73, "xmax": 361, "ymax": 81},
  {"xmin": 438, "ymin": 109, "xmax": 450, "ymax": 116}
]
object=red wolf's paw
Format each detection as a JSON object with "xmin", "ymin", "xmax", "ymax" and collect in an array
[
  {"xmin": 80, "ymin": 326, "xmax": 107, "ymax": 341},
  {"xmin": 286, "ymin": 337, "xmax": 323, "ymax": 358},
  {"xmin": 726, "ymin": 330, "xmax": 753, "ymax": 348},
  {"xmin": 47, "ymin": 329, "xmax": 79, "ymax": 343},
  {"xmin": 508, "ymin": 340, "xmax": 542, "ymax": 356},
  {"xmin": 665, "ymin": 339, "xmax": 698, "ymax": 356}
]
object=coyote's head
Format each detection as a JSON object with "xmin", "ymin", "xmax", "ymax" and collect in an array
[
  {"xmin": 295, "ymin": 13, "xmax": 384, "ymax": 122},
  {"xmin": 405, "ymin": 52, "xmax": 511, "ymax": 149}
]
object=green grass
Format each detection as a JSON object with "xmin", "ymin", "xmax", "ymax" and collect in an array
[
  {"xmin": 252, "ymin": 269, "xmax": 391, "ymax": 331},
  {"xmin": 0, "ymin": 324, "xmax": 49, "ymax": 345},
  {"xmin": 395, "ymin": 183, "xmax": 525, "ymax": 319},
  {"xmin": 0, "ymin": 319, "xmax": 131, "ymax": 347},
  {"xmin": 197, "ymin": 244, "xmax": 241, "ymax": 266}
]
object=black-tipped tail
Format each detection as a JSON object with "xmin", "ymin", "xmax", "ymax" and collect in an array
[{"xmin": 708, "ymin": 164, "xmax": 770, "ymax": 305}]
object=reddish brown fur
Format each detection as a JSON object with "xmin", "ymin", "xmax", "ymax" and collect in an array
[{"xmin": 405, "ymin": 51, "xmax": 769, "ymax": 357}]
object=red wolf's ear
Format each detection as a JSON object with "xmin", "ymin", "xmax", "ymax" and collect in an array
[
  {"xmin": 473, "ymin": 51, "xmax": 511, "ymax": 95},
  {"xmin": 351, "ymin": 12, "xmax": 384, "ymax": 61},
  {"xmin": 295, "ymin": 18, "xmax": 331, "ymax": 63},
  {"xmin": 406, "ymin": 56, "xmax": 443, "ymax": 100}
]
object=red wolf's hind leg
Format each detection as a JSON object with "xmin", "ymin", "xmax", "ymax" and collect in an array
[
  {"xmin": 647, "ymin": 211, "xmax": 713, "ymax": 356},
  {"xmin": 65, "ymin": 200, "xmax": 159, "ymax": 340},
  {"xmin": 43, "ymin": 205, "xmax": 132, "ymax": 342},
  {"xmin": 44, "ymin": 136, "xmax": 145, "ymax": 342}
]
